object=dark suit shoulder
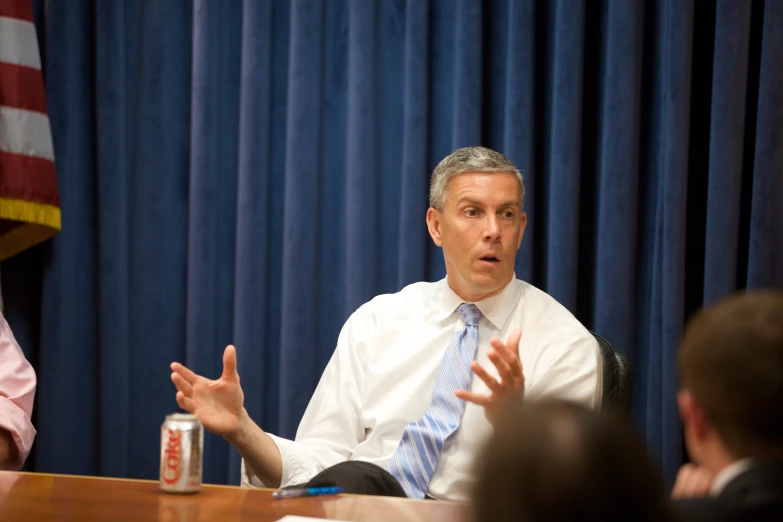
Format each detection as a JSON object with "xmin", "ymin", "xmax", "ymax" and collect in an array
[
  {"xmin": 675, "ymin": 497, "xmax": 783, "ymax": 522},
  {"xmin": 674, "ymin": 462, "xmax": 783, "ymax": 522},
  {"xmin": 721, "ymin": 460, "xmax": 783, "ymax": 504}
]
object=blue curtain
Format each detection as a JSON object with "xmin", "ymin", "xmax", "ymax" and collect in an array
[{"xmin": 2, "ymin": 0, "xmax": 781, "ymax": 487}]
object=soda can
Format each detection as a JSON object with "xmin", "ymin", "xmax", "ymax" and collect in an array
[{"xmin": 160, "ymin": 413, "xmax": 203, "ymax": 493}]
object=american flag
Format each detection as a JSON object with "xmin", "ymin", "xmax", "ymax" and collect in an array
[{"xmin": 0, "ymin": 0, "xmax": 60, "ymax": 262}]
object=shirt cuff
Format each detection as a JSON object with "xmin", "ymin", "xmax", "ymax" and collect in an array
[
  {"xmin": 240, "ymin": 434, "xmax": 322, "ymax": 488},
  {"xmin": 0, "ymin": 397, "xmax": 36, "ymax": 470}
]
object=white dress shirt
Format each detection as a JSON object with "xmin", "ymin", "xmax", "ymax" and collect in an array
[
  {"xmin": 242, "ymin": 277, "xmax": 602, "ymax": 501},
  {"xmin": 710, "ymin": 459, "xmax": 754, "ymax": 496}
]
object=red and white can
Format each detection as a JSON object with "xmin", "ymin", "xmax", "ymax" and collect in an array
[{"xmin": 160, "ymin": 413, "xmax": 203, "ymax": 493}]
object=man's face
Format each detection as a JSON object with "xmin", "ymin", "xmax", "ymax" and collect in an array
[{"xmin": 426, "ymin": 171, "xmax": 526, "ymax": 301}]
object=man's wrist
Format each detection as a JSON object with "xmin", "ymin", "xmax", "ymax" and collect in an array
[{"xmin": 224, "ymin": 408, "xmax": 252, "ymax": 448}]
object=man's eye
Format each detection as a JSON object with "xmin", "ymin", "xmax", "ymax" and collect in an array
[
  {"xmin": 502, "ymin": 211, "xmax": 515, "ymax": 219},
  {"xmin": 466, "ymin": 209, "xmax": 478, "ymax": 217}
]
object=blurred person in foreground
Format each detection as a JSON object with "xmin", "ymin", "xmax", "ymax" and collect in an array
[
  {"xmin": 672, "ymin": 291, "xmax": 783, "ymax": 521},
  {"xmin": 473, "ymin": 399, "xmax": 676, "ymax": 522}
]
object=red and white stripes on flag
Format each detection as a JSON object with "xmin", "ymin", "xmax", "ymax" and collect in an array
[{"xmin": 0, "ymin": 0, "xmax": 61, "ymax": 261}]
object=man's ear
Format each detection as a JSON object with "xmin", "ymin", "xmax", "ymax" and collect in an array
[
  {"xmin": 426, "ymin": 207, "xmax": 443, "ymax": 247},
  {"xmin": 678, "ymin": 389, "xmax": 709, "ymax": 441},
  {"xmin": 517, "ymin": 212, "xmax": 527, "ymax": 249}
]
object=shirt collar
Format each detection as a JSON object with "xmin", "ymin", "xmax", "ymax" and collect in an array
[
  {"xmin": 710, "ymin": 459, "xmax": 755, "ymax": 496},
  {"xmin": 433, "ymin": 275, "xmax": 521, "ymax": 329}
]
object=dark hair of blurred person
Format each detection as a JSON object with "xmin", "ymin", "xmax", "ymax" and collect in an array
[{"xmin": 472, "ymin": 399, "xmax": 676, "ymax": 522}]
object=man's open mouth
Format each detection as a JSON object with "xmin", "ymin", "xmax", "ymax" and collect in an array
[{"xmin": 479, "ymin": 255, "xmax": 500, "ymax": 263}]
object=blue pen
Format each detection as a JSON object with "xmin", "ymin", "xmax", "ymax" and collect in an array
[{"xmin": 272, "ymin": 486, "xmax": 344, "ymax": 499}]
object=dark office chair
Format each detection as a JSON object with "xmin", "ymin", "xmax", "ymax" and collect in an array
[{"xmin": 591, "ymin": 332, "xmax": 631, "ymax": 413}]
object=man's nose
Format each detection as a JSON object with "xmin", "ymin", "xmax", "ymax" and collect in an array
[{"xmin": 483, "ymin": 216, "xmax": 501, "ymax": 240}]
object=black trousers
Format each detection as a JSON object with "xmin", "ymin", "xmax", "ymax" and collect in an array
[{"xmin": 291, "ymin": 461, "xmax": 408, "ymax": 498}]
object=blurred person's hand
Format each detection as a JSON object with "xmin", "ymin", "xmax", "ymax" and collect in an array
[{"xmin": 671, "ymin": 463, "xmax": 715, "ymax": 498}]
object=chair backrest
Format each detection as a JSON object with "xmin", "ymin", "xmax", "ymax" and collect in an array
[{"xmin": 590, "ymin": 332, "xmax": 632, "ymax": 413}]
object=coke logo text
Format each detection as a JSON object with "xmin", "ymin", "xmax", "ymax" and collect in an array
[{"xmin": 161, "ymin": 430, "xmax": 182, "ymax": 485}]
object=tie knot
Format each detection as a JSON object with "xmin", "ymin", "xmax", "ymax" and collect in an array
[{"xmin": 458, "ymin": 303, "xmax": 481, "ymax": 326}]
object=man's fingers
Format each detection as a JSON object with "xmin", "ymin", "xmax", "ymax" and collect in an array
[
  {"xmin": 488, "ymin": 338, "xmax": 515, "ymax": 371},
  {"xmin": 671, "ymin": 465, "xmax": 694, "ymax": 498},
  {"xmin": 506, "ymin": 329, "xmax": 524, "ymax": 375},
  {"xmin": 489, "ymin": 337, "xmax": 508, "ymax": 357},
  {"xmin": 489, "ymin": 331, "xmax": 517, "ymax": 355},
  {"xmin": 672, "ymin": 464, "xmax": 713, "ymax": 498},
  {"xmin": 486, "ymin": 350, "xmax": 514, "ymax": 385},
  {"xmin": 489, "ymin": 332, "xmax": 524, "ymax": 377},
  {"xmin": 679, "ymin": 463, "xmax": 697, "ymax": 475},
  {"xmin": 690, "ymin": 469, "xmax": 713, "ymax": 495},
  {"xmin": 681, "ymin": 468, "xmax": 697, "ymax": 496},
  {"xmin": 471, "ymin": 361, "xmax": 504, "ymax": 394},
  {"xmin": 685, "ymin": 474, "xmax": 705, "ymax": 496},
  {"xmin": 171, "ymin": 372, "xmax": 194, "ymax": 397},
  {"xmin": 488, "ymin": 336, "xmax": 524, "ymax": 386},
  {"xmin": 507, "ymin": 328, "xmax": 522, "ymax": 350},
  {"xmin": 692, "ymin": 468, "xmax": 712, "ymax": 492},
  {"xmin": 172, "ymin": 345, "xmax": 239, "ymax": 385},
  {"xmin": 221, "ymin": 345, "xmax": 239, "ymax": 382},
  {"xmin": 176, "ymin": 391, "xmax": 196, "ymax": 413},
  {"xmin": 170, "ymin": 362, "xmax": 198, "ymax": 385},
  {"xmin": 455, "ymin": 389, "xmax": 491, "ymax": 407}
]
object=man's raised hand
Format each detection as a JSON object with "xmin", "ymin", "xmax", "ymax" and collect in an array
[{"xmin": 170, "ymin": 345, "xmax": 245, "ymax": 438}]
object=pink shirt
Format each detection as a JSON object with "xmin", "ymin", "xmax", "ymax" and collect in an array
[{"xmin": 0, "ymin": 312, "xmax": 36, "ymax": 469}]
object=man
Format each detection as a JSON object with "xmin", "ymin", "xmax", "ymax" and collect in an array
[
  {"xmin": 0, "ymin": 311, "xmax": 37, "ymax": 470},
  {"xmin": 170, "ymin": 147, "xmax": 601, "ymax": 501},
  {"xmin": 672, "ymin": 291, "xmax": 783, "ymax": 521},
  {"xmin": 473, "ymin": 399, "xmax": 675, "ymax": 522}
]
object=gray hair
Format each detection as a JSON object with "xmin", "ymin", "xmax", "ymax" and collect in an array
[{"xmin": 428, "ymin": 146, "xmax": 525, "ymax": 211}]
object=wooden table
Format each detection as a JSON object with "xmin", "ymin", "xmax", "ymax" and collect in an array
[{"xmin": 0, "ymin": 472, "xmax": 469, "ymax": 521}]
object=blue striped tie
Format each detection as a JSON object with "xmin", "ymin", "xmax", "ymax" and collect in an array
[{"xmin": 388, "ymin": 303, "xmax": 481, "ymax": 498}]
